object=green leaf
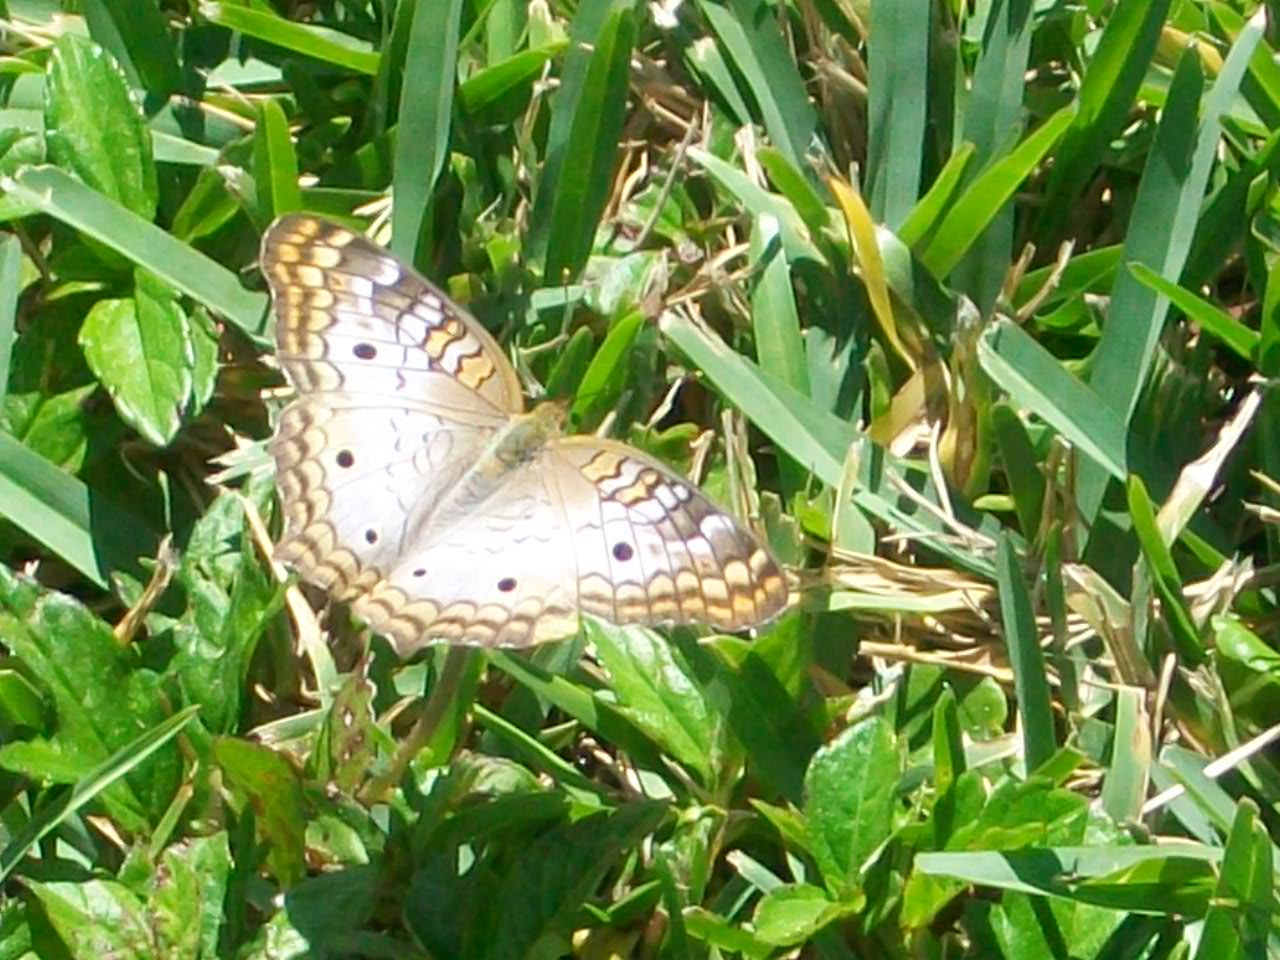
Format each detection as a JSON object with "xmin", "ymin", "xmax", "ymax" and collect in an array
[
  {"xmin": 995, "ymin": 535, "xmax": 1056, "ymax": 773},
  {"xmin": 569, "ymin": 311, "xmax": 642, "ymax": 430},
  {"xmin": 468, "ymin": 802, "xmax": 668, "ymax": 960},
  {"xmin": 201, "ymin": 2, "xmax": 379, "ymax": 75},
  {"xmin": 0, "ymin": 565, "xmax": 183, "ymax": 833},
  {"xmin": 1031, "ymin": 0, "xmax": 1171, "ymax": 244},
  {"xmin": 44, "ymin": 34, "xmax": 157, "ymax": 221},
  {"xmin": 701, "ymin": 0, "xmax": 817, "ymax": 174},
  {"xmin": 1196, "ymin": 799, "xmax": 1273, "ymax": 958},
  {"xmin": 0, "ymin": 705, "xmax": 197, "ymax": 884},
  {"xmin": 921, "ymin": 106, "xmax": 1075, "ymax": 277},
  {"xmin": 390, "ymin": 0, "xmax": 463, "ymax": 259},
  {"xmin": 804, "ymin": 716, "xmax": 900, "ymax": 897},
  {"xmin": 1126, "ymin": 474, "xmax": 1205, "ymax": 663},
  {"xmin": 81, "ymin": 0, "xmax": 183, "ymax": 99},
  {"xmin": 254, "ymin": 97, "xmax": 302, "ymax": 221},
  {"xmin": 2, "ymin": 166, "xmax": 268, "ymax": 339},
  {"xmin": 214, "ymin": 738, "xmax": 307, "ymax": 888},
  {"xmin": 0, "ymin": 430, "xmax": 154, "ymax": 585},
  {"xmin": 0, "ymin": 235, "xmax": 19, "ymax": 409},
  {"xmin": 78, "ymin": 271, "xmax": 194, "ymax": 446},
  {"xmin": 865, "ymin": 0, "xmax": 930, "ymax": 227},
  {"xmin": 752, "ymin": 883, "xmax": 852, "ymax": 946},
  {"xmin": 587, "ymin": 621, "xmax": 724, "ymax": 788}
]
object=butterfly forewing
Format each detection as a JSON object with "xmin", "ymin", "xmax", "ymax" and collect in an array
[
  {"xmin": 261, "ymin": 214, "xmax": 523, "ymax": 413},
  {"xmin": 262, "ymin": 214, "xmax": 791, "ymax": 650}
]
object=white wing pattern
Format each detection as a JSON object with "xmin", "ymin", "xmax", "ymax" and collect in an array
[{"xmin": 263, "ymin": 214, "xmax": 790, "ymax": 650}]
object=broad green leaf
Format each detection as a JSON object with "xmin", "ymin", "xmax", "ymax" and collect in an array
[
  {"xmin": 804, "ymin": 716, "xmax": 900, "ymax": 897},
  {"xmin": 0, "ymin": 565, "xmax": 182, "ymax": 832},
  {"xmin": 467, "ymin": 802, "xmax": 667, "ymax": 960},
  {"xmin": 752, "ymin": 883, "xmax": 853, "ymax": 946},
  {"xmin": 215, "ymin": 738, "xmax": 307, "ymax": 888},
  {"xmin": 44, "ymin": 34, "xmax": 157, "ymax": 221},
  {"xmin": 587, "ymin": 621, "xmax": 723, "ymax": 788},
  {"xmin": 79, "ymin": 271, "xmax": 194, "ymax": 447}
]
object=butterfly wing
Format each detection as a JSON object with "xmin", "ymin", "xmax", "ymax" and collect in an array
[
  {"xmin": 271, "ymin": 397, "xmax": 499, "ymax": 603},
  {"xmin": 263, "ymin": 214, "xmax": 523, "ymax": 615},
  {"xmin": 545, "ymin": 438, "xmax": 791, "ymax": 632},
  {"xmin": 335, "ymin": 435, "xmax": 791, "ymax": 650},
  {"xmin": 262, "ymin": 214, "xmax": 523, "ymax": 414},
  {"xmin": 351, "ymin": 465, "xmax": 581, "ymax": 650}
]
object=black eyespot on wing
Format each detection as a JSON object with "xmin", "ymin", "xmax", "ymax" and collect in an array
[
  {"xmin": 336, "ymin": 450, "xmax": 354, "ymax": 468},
  {"xmin": 353, "ymin": 343, "xmax": 377, "ymax": 360},
  {"xmin": 413, "ymin": 568, "xmax": 426, "ymax": 578},
  {"xmin": 612, "ymin": 542, "xmax": 634, "ymax": 562},
  {"xmin": 365, "ymin": 529, "xmax": 378, "ymax": 544},
  {"xmin": 497, "ymin": 576, "xmax": 517, "ymax": 592}
]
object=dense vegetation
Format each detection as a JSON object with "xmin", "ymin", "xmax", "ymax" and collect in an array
[{"xmin": 0, "ymin": 0, "xmax": 1277, "ymax": 956}]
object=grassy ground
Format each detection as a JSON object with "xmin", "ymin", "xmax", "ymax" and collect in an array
[{"xmin": 0, "ymin": 0, "xmax": 1277, "ymax": 957}]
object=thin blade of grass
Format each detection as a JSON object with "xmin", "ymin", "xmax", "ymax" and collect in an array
[
  {"xmin": 0, "ymin": 235, "xmax": 19, "ymax": 408},
  {"xmin": 0, "ymin": 432, "xmax": 154, "ymax": 586},
  {"xmin": 1031, "ymin": 0, "xmax": 1173, "ymax": 245},
  {"xmin": 996, "ymin": 534, "xmax": 1055, "ymax": 773},
  {"xmin": 921, "ymin": 105, "xmax": 1075, "ymax": 279},
  {"xmin": 390, "ymin": 0, "xmax": 463, "ymax": 261},
  {"xmin": 0, "ymin": 166, "xmax": 268, "ymax": 339},
  {"xmin": 700, "ymin": 0, "xmax": 817, "ymax": 175},
  {"xmin": 1078, "ymin": 13, "xmax": 1264, "ymax": 527},
  {"xmin": 865, "ymin": 0, "xmax": 929, "ymax": 228},
  {"xmin": 199, "ymin": 2, "xmax": 379, "ymax": 75}
]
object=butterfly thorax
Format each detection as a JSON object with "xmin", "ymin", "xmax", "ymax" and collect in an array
[
  {"xmin": 409, "ymin": 401, "xmax": 566, "ymax": 541},
  {"xmin": 489, "ymin": 401, "xmax": 567, "ymax": 470}
]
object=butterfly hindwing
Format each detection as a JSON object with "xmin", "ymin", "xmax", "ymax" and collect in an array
[
  {"xmin": 546, "ymin": 438, "xmax": 790, "ymax": 633},
  {"xmin": 270, "ymin": 397, "xmax": 497, "ymax": 602},
  {"xmin": 356, "ymin": 467, "xmax": 580, "ymax": 648}
]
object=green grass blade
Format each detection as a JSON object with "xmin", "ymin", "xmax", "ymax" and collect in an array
[
  {"xmin": 1031, "ymin": 0, "xmax": 1172, "ymax": 245},
  {"xmin": 978, "ymin": 320, "xmax": 1127, "ymax": 479},
  {"xmin": 200, "ymin": 2, "xmax": 379, "ymax": 74},
  {"xmin": 921, "ymin": 105, "xmax": 1075, "ymax": 279},
  {"xmin": 390, "ymin": 0, "xmax": 463, "ymax": 260},
  {"xmin": 996, "ymin": 535, "xmax": 1055, "ymax": 773},
  {"xmin": 0, "ymin": 432, "xmax": 155, "ymax": 586},
  {"xmin": 539, "ymin": 3, "xmax": 635, "ymax": 283},
  {"xmin": 700, "ymin": 0, "xmax": 817, "ymax": 175},
  {"xmin": 1126, "ymin": 475, "xmax": 1205, "ymax": 663},
  {"xmin": 0, "ymin": 234, "xmax": 19, "ymax": 409},
  {"xmin": 81, "ymin": 0, "xmax": 183, "ymax": 98},
  {"xmin": 990, "ymin": 403, "xmax": 1045, "ymax": 541},
  {"xmin": 254, "ymin": 97, "xmax": 303, "ymax": 221},
  {"xmin": 1079, "ymin": 15, "xmax": 1264, "ymax": 526},
  {"xmin": 866, "ymin": 0, "xmax": 929, "ymax": 227},
  {"xmin": 1, "ymin": 166, "xmax": 268, "ymax": 339},
  {"xmin": 0, "ymin": 704, "xmax": 200, "ymax": 885},
  {"xmin": 1127, "ymin": 261, "xmax": 1259, "ymax": 361}
]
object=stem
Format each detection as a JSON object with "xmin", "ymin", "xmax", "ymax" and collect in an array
[{"xmin": 359, "ymin": 645, "xmax": 475, "ymax": 804}]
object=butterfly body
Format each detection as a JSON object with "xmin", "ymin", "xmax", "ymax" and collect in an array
[{"xmin": 263, "ymin": 214, "xmax": 790, "ymax": 650}]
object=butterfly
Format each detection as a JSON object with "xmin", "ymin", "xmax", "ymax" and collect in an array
[{"xmin": 262, "ymin": 214, "xmax": 791, "ymax": 650}]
